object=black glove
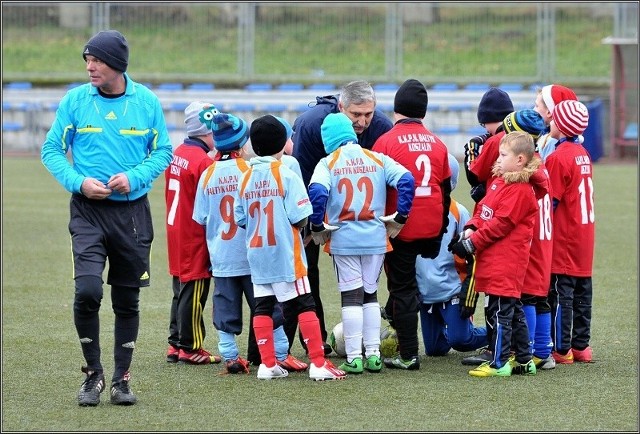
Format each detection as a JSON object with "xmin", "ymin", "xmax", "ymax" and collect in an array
[
  {"xmin": 463, "ymin": 133, "xmax": 491, "ymax": 169},
  {"xmin": 470, "ymin": 183, "xmax": 486, "ymax": 203},
  {"xmin": 459, "ymin": 256, "xmax": 478, "ymax": 319},
  {"xmin": 449, "ymin": 238, "xmax": 475, "ymax": 259},
  {"xmin": 447, "ymin": 231, "xmax": 463, "ymax": 252}
]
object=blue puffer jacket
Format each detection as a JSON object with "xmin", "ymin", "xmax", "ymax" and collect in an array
[{"xmin": 292, "ymin": 95, "xmax": 393, "ymax": 186}]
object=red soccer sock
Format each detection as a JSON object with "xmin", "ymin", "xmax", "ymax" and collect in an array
[
  {"xmin": 298, "ymin": 311, "xmax": 325, "ymax": 367},
  {"xmin": 253, "ymin": 315, "xmax": 276, "ymax": 367}
]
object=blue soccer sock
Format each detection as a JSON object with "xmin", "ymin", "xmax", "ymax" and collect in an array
[
  {"xmin": 533, "ymin": 312, "xmax": 553, "ymax": 358},
  {"xmin": 522, "ymin": 304, "xmax": 536, "ymax": 356}
]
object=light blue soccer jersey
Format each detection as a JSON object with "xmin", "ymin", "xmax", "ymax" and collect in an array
[
  {"xmin": 234, "ymin": 156, "xmax": 312, "ymax": 284},
  {"xmin": 309, "ymin": 143, "xmax": 410, "ymax": 255},
  {"xmin": 193, "ymin": 158, "xmax": 252, "ymax": 277},
  {"xmin": 40, "ymin": 74, "xmax": 172, "ymax": 200},
  {"xmin": 416, "ymin": 200, "xmax": 471, "ymax": 304}
]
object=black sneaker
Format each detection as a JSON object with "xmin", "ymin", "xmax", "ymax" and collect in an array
[
  {"xmin": 78, "ymin": 366, "xmax": 105, "ymax": 407},
  {"xmin": 110, "ymin": 372, "xmax": 137, "ymax": 406},
  {"xmin": 461, "ymin": 348, "xmax": 493, "ymax": 366},
  {"xmin": 323, "ymin": 343, "xmax": 333, "ymax": 356}
]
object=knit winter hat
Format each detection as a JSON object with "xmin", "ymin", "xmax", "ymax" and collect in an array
[
  {"xmin": 541, "ymin": 84, "xmax": 578, "ymax": 114},
  {"xmin": 274, "ymin": 116, "xmax": 293, "ymax": 139},
  {"xmin": 250, "ymin": 114, "xmax": 287, "ymax": 157},
  {"xmin": 321, "ymin": 113, "xmax": 357, "ymax": 154},
  {"xmin": 184, "ymin": 101, "xmax": 219, "ymax": 137},
  {"xmin": 448, "ymin": 153, "xmax": 460, "ymax": 191},
  {"xmin": 394, "ymin": 79, "xmax": 429, "ymax": 119},
  {"xmin": 212, "ymin": 112, "xmax": 249, "ymax": 152},
  {"xmin": 502, "ymin": 109, "xmax": 546, "ymax": 139},
  {"xmin": 552, "ymin": 100, "xmax": 589, "ymax": 137},
  {"xmin": 477, "ymin": 88, "xmax": 514, "ymax": 124},
  {"xmin": 82, "ymin": 30, "xmax": 129, "ymax": 72}
]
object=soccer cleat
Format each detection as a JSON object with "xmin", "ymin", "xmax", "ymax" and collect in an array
[
  {"xmin": 461, "ymin": 347, "xmax": 493, "ymax": 366},
  {"xmin": 78, "ymin": 366, "xmax": 105, "ymax": 407},
  {"xmin": 383, "ymin": 355, "xmax": 420, "ymax": 370},
  {"xmin": 572, "ymin": 346, "xmax": 593, "ymax": 363},
  {"xmin": 339, "ymin": 357, "xmax": 364, "ymax": 374},
  {"xmin": 364, "ymin": 355, "xmax": 383, "ymax": 373},
  {"xmin": 257, "ymin": 364, "xmax": 289, "ymax": 380},
  {"xmin": 166, "ymin": 345, "xmax": 179, "ymax": 363},
  {"xmin": 110, "ymin": 372, "xmax": 137, "ymax": 405},
  {"xmin": 277, "ymin": 354, "xmax": 308, "ymax": 372},
  {"xmin": 532, "ymin": 354, "xmax": 556, "ymax": 370},
  {"xmin": 469, "ymin": 361, "xmax": 512, "ymax": 377},
  {"xmin": 225, "ymin": 357, "xmax": 250, "ymax": 374},
  {"xmin": 309, "ymin": 360, "xmax": 347, "ymax": 381},
  {"xmin": 552, "ymin": 349, "xmax": 574, "ymax": 364},
  {"xmin": 511, "ymin": 359, "xmax": 537, "ymax": 376},
  {"xmin": 178, "ymin": 348, "xmax": 222, "ymax": 365}
]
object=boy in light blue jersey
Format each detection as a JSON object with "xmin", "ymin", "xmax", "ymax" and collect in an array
[
  {"xmin": 193, "ymin": 112, "xmax": 306, "ymax": 374},
  {"xmin": 234, "ymin": 115, "xmax": 347, "ymax": 381},
  {"xmin": 416, "ymin": 154, "xmax": 488, "ymax": 357},
  {"xmin": 307, "ymin": 112, "xmax": 415, "ymax": 374}
]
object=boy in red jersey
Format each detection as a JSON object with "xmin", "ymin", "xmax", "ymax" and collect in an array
[
  {"xmin": 450, "ymin": 131, "xmax": 540, "ymax": 377},
  {"xmin": 465, "ymin": 87, "xmax": 515, "ymax": 207},
  {"xmin": 544, "ymin": 100, "xmax": 594, "ymax": 364},
  {"xmin": 503, "ymin": 110, "xmax": 556, "ymax": 370},
  {"xmin": 460, "ymin": 87, "xmax": 515, "ymax": 366},
  {"xmin": 372, "ymin": 78, "xmax": 451, "ymax": 370},
  {"xmin": 165, "ymin": 101, "xmax": 221, "ymax": 365}
]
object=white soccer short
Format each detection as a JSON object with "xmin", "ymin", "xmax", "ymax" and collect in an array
[
  {"xmin": 331, "ymin": 254, "xmax": 384, "ymax": 293},
  {"xmin": 253, "ymin": 276, "xmax": 311, "ymax": 302}
]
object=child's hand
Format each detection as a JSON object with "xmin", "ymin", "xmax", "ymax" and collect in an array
[
  {"xmin": 310, "ymin": 223, "xmax": 339, "ymax": 245},
  {"xmin": 379, "ymin": 212, "xmax": 407, "ymax": 238},
  {"xmin": 449, "ymin": 238, "xmax": 475, "ymax": 259}
]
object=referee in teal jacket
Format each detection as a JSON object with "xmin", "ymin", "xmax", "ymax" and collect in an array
[{"xmin": 41, "ymin": 30, "xmax": 172, "ymax": 407}]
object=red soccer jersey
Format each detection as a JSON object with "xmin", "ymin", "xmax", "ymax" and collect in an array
[
  {"xmin": 523, "ymin": 157, "xmax": 553, "ymax": 297},
  {"xmin": 545, "ymin": 141, "xmax": 595, "ymax": 277},
  {"xmin": 165, "ymin": 140, "xmax": 214, "ymax": 282},
  {"xmin": 467, "ymin": 173, "xmax": 538, "ymax": 298},
  {"xmin": 469, "ymin": 131, "xmax": 506, "ymax": 185},
  {"xmin": 372, "ymin": 120, "xmax": 451, "ymax": 241}
]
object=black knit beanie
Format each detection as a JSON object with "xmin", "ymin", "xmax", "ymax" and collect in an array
[
  {"xmin": 477, "ymin": 87, "xmax": 514, "ymax": 124},
  {"xmin": 250, "ymin": 115, "xmax": 287, "ymax": 157},
  {"xmin": 394, "ymin": 79, "xmax": 429, "ymax": 119},
  {"xmin": 82, "ymin": 30, "xmax": 129, "ymax": 72}
]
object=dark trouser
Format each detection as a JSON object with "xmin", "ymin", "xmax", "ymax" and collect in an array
[
  {"xmin": 485, "ymin": 294, "xmax": 531, "ymax": 368},
  {"xmin": 548, "ymin": 274, "xmax": 592, "ymax": 352},
  {"xmin": 283, "ymin": 241, "xmax": 327, "ymax": 349},
  {"xmin": 168, "ymin": 276, "xmax": 210, "ymax": 351},
  {"xmin": 70, "ymin": 194, "xmax": 152, "ymax": 383},
  {"xmin": 383, "ymin": 238, "xmax": 429, "ymax": 360}
]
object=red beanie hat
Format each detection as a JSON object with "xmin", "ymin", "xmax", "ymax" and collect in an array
[
  {"xmin": 541, "ymin": 84, "xmax": 577, "ymax": 115},
  {"xmin": 552, "ymin": 100, "xmax": 589, "ymax": 137}
]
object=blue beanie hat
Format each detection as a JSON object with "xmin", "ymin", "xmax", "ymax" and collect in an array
[
  {"xmin": 321, "ymin": 113, "xmax": 357, "ymax": 154},
  {"xmin": 448, "ymin": 153, "xmax": 459, "ymax": 191},
  {"xmin": 274, "ymin": 116, "xmax": 293, "ymax": 140},
  {"xmin": 212, "ymin": 112, "xmax": 249, "ymax": 152},
  {"xmin": 477, "ymin": 87, "xmax": 514, "ymax": 124},
  {"xmin": 82, "ymin": 30, "xmax": 129, "ymax": 72},
  {"xmin": 502, "ymin": 109, "xmax": 546, "ymax": 139}
]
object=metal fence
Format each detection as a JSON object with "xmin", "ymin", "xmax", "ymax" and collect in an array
[{"xmin": 2, "ymin": 2, "xmax": 638, "ymax": 86}]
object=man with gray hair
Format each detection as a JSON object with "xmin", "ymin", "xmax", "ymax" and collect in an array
[{"xmin": 287, "ymin": 80, "xmax": 393, "ymax": 356}]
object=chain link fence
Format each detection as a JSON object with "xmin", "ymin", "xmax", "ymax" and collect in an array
[{"xmin": 3, "ymin": 2, "xmax": 637, "ymax": 86}]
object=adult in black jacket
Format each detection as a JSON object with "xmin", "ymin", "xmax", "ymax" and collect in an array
[{"xmin": 289, "ymin": 80, "xmax": 393, "ymax": 354}]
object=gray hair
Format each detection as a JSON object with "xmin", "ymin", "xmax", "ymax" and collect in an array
[{"xmin": 339, "ymin": 80, "xmax": 376, "ymax": 108}]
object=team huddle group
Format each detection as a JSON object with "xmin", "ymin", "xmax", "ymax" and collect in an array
[{"xmin": 40, "ymin": 30, "xmax": 595, "ymax": 407}]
